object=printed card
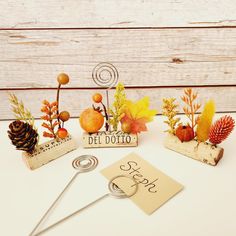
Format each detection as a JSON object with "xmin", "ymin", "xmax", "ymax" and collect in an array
[{"xmin": 101, "ymin": 152, "xmax": 183, "ymax": 214}]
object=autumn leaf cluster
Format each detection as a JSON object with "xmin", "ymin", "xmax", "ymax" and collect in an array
[
  {"xmin": 121, "ymin": 97, "xmax": 157, "ymax": 134},
  {"xmin": 88, "ymin": 83, "xmax": 157, "ymax": 135}
]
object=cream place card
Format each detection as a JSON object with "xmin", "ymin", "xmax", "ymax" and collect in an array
[{"xmin": 101, "ymin": 152, "xmax": 183, "ymax": 214}]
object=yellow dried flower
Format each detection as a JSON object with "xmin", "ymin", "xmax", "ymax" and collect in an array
[
  {"xmin": 162, "ymin": 98, "xmax": 180, "ymax": 134},
  {"xmin": 196, "ymin": 100, "xmax": 215, "ymax": 142},
  {"xmin": 109, "ymin": 82, "xmax": 127, "ymax": 131}
]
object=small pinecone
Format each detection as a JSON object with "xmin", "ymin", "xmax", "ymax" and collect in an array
[
  {"xmin": 8, "ymin": 120, "xmax": 38, "ymax": 153},
  {"xmin": 209, "ymin": 115, "xmax": 235, "ymax": 145}
]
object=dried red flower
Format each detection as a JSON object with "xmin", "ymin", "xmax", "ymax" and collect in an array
[{"xmin": 209, "ymin": 115, "xmax": 235, "ymax": 145}]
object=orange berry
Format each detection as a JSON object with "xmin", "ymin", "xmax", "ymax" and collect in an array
[
  {"xmin": 92, "ymin": 93, "xmax": 103, "ymax": 103},
  {"xmin": 57, "ymin": 128, "xmax": 68, "ymax": 139},
  {"xmin": 59, "ymin": 111, "xmax": 70, "ymax": 122},
  {"xmin": 121, "ymin": 122, "xmax": 131, "ymax": 133},
  {"xmin": 57, "ymin": 73, "xmax": 69, "ymax": 85},
  {"xmin": 79, "ymin": 108, "xmax": 104, "ymax": 133},
  {"xmin": 176, "ymin": 125, "xmax": 194, "ymax": 142}
]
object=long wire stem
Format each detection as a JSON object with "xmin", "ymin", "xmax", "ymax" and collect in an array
[
  {"xmin": 33, "ymin": 194, "xmax": 109, "ymax": 236},
  {"xmin": 29, "ymin": 172, "xmax": 80, "ymax": 236}
]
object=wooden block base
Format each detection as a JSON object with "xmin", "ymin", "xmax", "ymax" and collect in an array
[
  {"xmin": 22, "ymin": 135, "xmax": 78, "ymax": 170},
  {"xmin": 82, "ymin": 131, "xmax": 138, "ymax": 148},
  {"xmin": 164, "ymin": 134, "xmax": 224, "ymax": 166}
]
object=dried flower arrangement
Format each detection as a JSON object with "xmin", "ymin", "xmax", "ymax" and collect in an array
[
  {"xmin": 80, "ymin": 82, "xmax": 157, "ymax": 148},
  {"xmin": 7, "ymin": 73, "xmax": 77, "ymax": 170},
  {"xmin": 162, "ymin": 88, "xmax": 235, "ymax": 166}
]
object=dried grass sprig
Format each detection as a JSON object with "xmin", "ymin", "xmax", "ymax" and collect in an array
[
  {"xmin": 181, "ymin": 88, "xmax": 201, "ymax": 129},
  {"xmin": 8, "ymin": 93, "xmax": 35, "ymax": 128}
]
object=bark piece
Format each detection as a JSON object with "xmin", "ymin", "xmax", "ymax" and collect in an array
[{"xmin": 164, "ymin": 134, "xmax": 224, "ymax": 166}]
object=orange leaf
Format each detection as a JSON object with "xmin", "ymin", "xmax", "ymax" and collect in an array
[
  {"xmin": 40, "ymin": 115, "xmax": 50, "ymax": 121},
  {"xmin": 121, "ymin": 115, "xmax": 147, "ymax": 134},
  {"xmin": 41, "ymin": 106, "xmax": 49, "ymax": 113},
  {"xmin": 43, "ymin": 131, "xmax": 54, "ymax": 138},
  {"xmin": 52, "ymin": 121, "xmax": 60, "ymax": 128},
  {"xmin": 42, "ymin": 122, "xmax": 51, "ymax": 130},
  {"xmin": 42, "ymin": 100, "xmax": 50, "ymax": 106},
  {"xmin": 50, "ymin": 101, "xmax": 58, "ymax": 108},
  {"xmin": 130, "ymin": 118, "xmax": 148, "ymax": 134},
  {"xmin": 51, "ymin": 107, "xmax": 58, "ymax": 113},
  {"xmin": 51, "ymin": 114, "xmax": 58, "ymax": 119}
]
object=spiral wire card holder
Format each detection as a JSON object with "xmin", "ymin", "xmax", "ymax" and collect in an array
[
  {"xmin": 92, "ymin": 62, "xmax": 119, "ymax": 130},
  {"xmin": 29, "ymin": 155, "xmax": 98, "ymax": 236},
  {"xmin": 33, "ymin": 175, "xmax": 138, "ymax": 236}
]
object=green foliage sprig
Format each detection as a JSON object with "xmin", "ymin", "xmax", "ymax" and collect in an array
[{"xmin": 109, "ymin": 82, "xmax": 127, "ymax": 131}]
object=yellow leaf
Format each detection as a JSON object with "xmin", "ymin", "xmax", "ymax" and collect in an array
[
  {"xmin": 196, "ymin": 100, "xmax": 215, "ymax": 142},
  {"xmin": 124, "ymin": 97, "xmax": 157, "ymax": 122}
]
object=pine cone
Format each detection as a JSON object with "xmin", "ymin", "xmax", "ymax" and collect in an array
[
  {"xmin": 8, "ymin": 120, "xmax": 38, "ymax": 153},
  {"xmin": 209, "ymin": 115, "xmax": 235, "ymax": 145}
]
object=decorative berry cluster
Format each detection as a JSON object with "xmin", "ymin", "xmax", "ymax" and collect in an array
[{"xmin": 41, "ymin": 73, "xmax": 71, "ymax": 140}]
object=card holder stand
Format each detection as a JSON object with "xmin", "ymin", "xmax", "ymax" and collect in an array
[{"xmin": 22, "ymin": 135, "xmax": 78, "ymax": 170}]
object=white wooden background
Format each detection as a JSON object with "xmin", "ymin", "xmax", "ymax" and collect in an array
[{"xmin": 1, "ymin": 0, "xmax": 236, "ymax": 119}]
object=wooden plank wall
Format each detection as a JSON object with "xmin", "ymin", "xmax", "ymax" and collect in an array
[{"xmin": 0, "ymin": 0, "xmax": 236, "ymax": 119}]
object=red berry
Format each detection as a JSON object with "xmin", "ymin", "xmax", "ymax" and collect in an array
[{"xmin": 57, "ymin": 128, "xmax": 68, "ymax": 139}]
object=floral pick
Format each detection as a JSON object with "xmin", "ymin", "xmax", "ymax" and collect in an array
[
  {"xmin": 181, "ymin": 88, "xmax": 201, "ymax": 129},
  {"xmin": 121, "ymin": 97, "xmax": 157, "ymax": 134},
  {"xmin": 41, "ymin": 100, "xmax": 60, "ymax": 139}
]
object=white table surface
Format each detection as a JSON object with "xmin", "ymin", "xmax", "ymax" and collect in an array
[{"xmin": 1, "ymin": 115, "xmax": 236, "ymax": 236}]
